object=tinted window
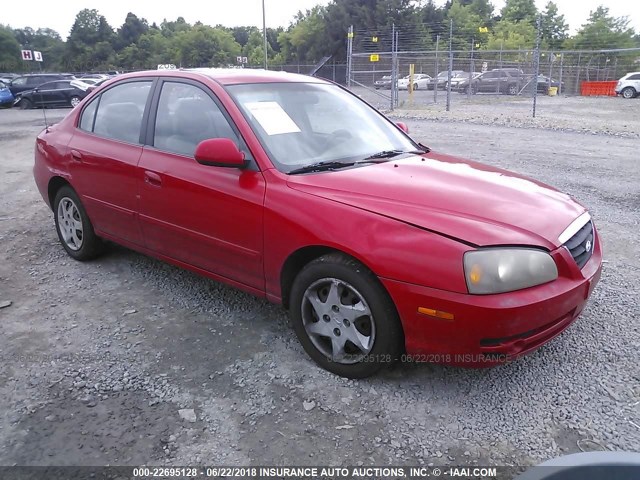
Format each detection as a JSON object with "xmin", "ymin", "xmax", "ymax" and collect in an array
[
  {"xmin": 482, "ymin": 72, "xmax": 497, "ymax": 79},
  {"xmin": 79, "ymin": 97, "xmax": 99, "ymax": 132},
  {"xmin": 93, "ymin": 81, "xmax": 152, "ymax": 144},
  {"xmin": 27, "ymin": 76, "xmax": 44, "ymax": 86},
  {"xmin": 153, "ymin": 82, "xmax": 241, "ymax": 157},
  {"xmin": 628, "ymin": 74, "xmax": 640, "ymax": 80}
]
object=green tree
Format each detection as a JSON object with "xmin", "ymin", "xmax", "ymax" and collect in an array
[
  {"xmin": 484, "ymin": 19, "xmax": 536, "ymax": 49},
  {"xmin": 66, "ymin": 9, "xmax": 117, "ymax": 70},
  {"xmin": 446, "ymin": 0, "xmax": 485, "ymax": 49},
  {"xmin": 500, "ymin": 0, "xmax": 537, "ymax": 25},
  {"xmin": 540, "ymin": 2, "xmax": 568, "ymax": 49},
  {"xmin": 571, "ymin": 6, "xmax": 636, "ymax": 50},
  {"xmin": 172, "ymin": 25, "xmax": 241, "ymax": 67},
  {"xmin": 0, "ymin": 26, "xmax": 21, "ymax": 71},
  {"xmin": 116, "ymin": 13, "xmax": 149, "ymax": 50}
]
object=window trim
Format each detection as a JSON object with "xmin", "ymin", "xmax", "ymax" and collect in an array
[
  {"xmin": 75, "ymin": 77, "xmax": 158, "ymax": 146},
  {"xmin": 145, "ymin": 77, "xmax": 258, "ymax": 170}
]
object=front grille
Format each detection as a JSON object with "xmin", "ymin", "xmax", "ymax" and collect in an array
[{"xmin": 564, "ymin": 220, "xmax": 594, "ymax": 269}]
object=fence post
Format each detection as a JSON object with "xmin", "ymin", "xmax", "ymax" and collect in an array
[
  {"xmin": 558, "ymin": 53, "xmax": 564, "ymax": 95},
  {"xmin": 467, "ymin": 38, "xmax": 474, "ymax": 99},
  {"xmin": 532, "ymin": 15, "xmax": 541, "ymax": 118},
  {"xmin": 434, "ymin": 34, "xmax": 440, "ymax": 104},
  {"xmin": 446, "ymin": 19, "xmax": 453, "ymax": 112},
  {"xmin": 346, "ymin": 25, "xmax": 353, "ymax": 88},
  {"xmin": 574, "ymin": 53, "xmax": 581, "ymax": 96}
]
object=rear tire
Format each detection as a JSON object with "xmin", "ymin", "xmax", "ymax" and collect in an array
[
  {"xmin": 289, "ymin": 253, "xmax": 404, "ymax": 378},
  {"xmin": 70, "ymin": 95, "xmax": 81, "ymax": 107},
  {"xmin": 53, "ymin": 186, "xmax": 104, "ymax": 261},
  {"xmin": 621, "ymin": 87, "xmax": 637, "ymax": 99}
]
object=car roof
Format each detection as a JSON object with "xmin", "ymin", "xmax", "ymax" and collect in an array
[{"xmin": 114, "ymin": 68, "xmax": 329, "ymax": 86}]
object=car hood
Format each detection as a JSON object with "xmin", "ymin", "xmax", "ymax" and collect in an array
[{"xmin": 286, "ymin": 152, "xmax": 585, "ymax": 249}]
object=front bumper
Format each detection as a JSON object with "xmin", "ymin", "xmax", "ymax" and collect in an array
[{"xmin": 381, "ymin": 233, "xmax": 602, "ymax": 367}]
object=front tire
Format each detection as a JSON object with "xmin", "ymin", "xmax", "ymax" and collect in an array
[
  {"xmin": 508, "ymin": 84, "xmax": 519, "ymax": 95},
  {"xmin": 621, "ymin": 87, "xmax": 637, "ymax": 99},
  {"xmin": 19, "ymin": 98, "xmax": 32, "ymax": 110},
  {"xmin": 53, "ymin": 186, "xmax": 104, "ymax": 261},
  {"xmin": 289, "ymin": 253, "xmax": 403, "ymax": 378}
]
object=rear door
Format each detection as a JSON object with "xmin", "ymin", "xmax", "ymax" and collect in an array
[
  {"xmin": 137, "ymin": 79, "xmax": 266, "ymax": 290},
  {"xmin": 68, "ymin": 79, "xmax": 155, "ymax": 246}
]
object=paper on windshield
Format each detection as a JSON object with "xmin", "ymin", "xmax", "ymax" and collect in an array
[{"xmin": 245, "ymin": 101, "xmax": 301, "ymax": 136}]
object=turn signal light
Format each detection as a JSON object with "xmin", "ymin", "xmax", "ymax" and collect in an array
[{"xmin": 417, "ymin": 307, "xmax": 454, "ymax": 320}]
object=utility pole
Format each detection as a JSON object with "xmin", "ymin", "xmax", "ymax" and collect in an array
[{"xmin": 262, "ymin": 0, "xmax": 268, "ymax": 70}]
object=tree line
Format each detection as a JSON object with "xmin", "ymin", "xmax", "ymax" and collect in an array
[{"xmin": 0, "ymin": 0, "xmax": 638, "ymax": 72}]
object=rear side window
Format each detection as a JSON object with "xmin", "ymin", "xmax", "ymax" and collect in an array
[
  {"xmin": 79, "ymin": 97, "xmax": 99, "ymax": 131},
  {"xmin": 91, "ymin": 81, "xmax": 152, "ymax": 144},
  {"xmin": 628, "ymin": 74, "xmax": 640, "ymax": 80},
  {"xmin": 11, "ymin": 77, "xmax": 27, "ymax": 86}
]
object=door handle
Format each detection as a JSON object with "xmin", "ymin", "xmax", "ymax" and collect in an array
[
  {"xmin": 144, "ymin": 170, "xmax": 162, "ymax": 187},
  {"xmin": 70, "ymin": 149, "xmax": 82, "ymax": 162}
]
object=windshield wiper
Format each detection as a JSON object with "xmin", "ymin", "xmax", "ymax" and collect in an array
[
  {"xmin": 359, "ymin": 149, "xmax": 426, "ymax": 162},
  {"xmin": 288, "ymin": 161, "xmax": 354, "ymax": 175}
]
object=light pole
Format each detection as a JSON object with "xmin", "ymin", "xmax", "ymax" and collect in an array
[{"xmin": 262, "ymin": 0, "xmax": 268, "ymax": 69}]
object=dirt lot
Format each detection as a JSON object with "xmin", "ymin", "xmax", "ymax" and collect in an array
[{"xmin": 0, "ymin": 98, "xmax": 638, "ymax": 470}]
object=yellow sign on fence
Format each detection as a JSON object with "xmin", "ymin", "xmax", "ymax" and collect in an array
[{"xmin": 370, "ymin": 54, "xmax": 380, "ymax": 62}]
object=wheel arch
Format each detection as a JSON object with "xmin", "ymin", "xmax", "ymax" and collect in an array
[
  {"xmin": 280, "ymin": 245, "xmax": 380, "ymax": 310},
  {"xmin": 47, "ymin": 176, "xmax": 71, "ymax": 211}
]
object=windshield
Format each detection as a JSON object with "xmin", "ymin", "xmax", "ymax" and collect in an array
[
  {"xmin": 0, "ymin": 81, "xmax": 6, "ymax": 89},
  {"xmin": 228, "ymin": 82, "xmax": 417, "ymax": 173}
]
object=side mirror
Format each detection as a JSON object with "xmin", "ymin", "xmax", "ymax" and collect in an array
[
  {"xmin": 396, "ymin": 122, "xmax": 409, "ymax": 134},
  {"xmin": 194, "ymin": 138, "xmax": 247, "ymax": 168}
]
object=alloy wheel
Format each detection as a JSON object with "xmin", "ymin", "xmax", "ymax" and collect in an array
[
  {"xmin": 56, "ymin": 197, "xmax": 83, "ymax": 251},
  {"xmin": 301, "ymin": 278, "xmax": 375, "ymax": 364}
]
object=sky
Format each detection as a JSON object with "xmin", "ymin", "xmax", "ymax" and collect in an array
[{"xmin": 2, "ymin": 0, "xmax": 638, "ymax": 39}]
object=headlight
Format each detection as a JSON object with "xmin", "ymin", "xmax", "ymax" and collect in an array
[{"xmin": 464, "ymin": 248, "xmax": 558, "ymax": 294}]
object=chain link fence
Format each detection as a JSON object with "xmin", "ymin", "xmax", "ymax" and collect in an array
[{"xmin": 345, "ymin": 21, "xmax": 640, "ymax": 115}]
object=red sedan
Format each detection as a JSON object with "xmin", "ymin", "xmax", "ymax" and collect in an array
[{"xmin": 33, "ymin": 69, "xmax": 602, "ymax": 378}]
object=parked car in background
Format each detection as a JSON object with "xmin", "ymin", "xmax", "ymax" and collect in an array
[
  {"xmin": 8, "ymin": 73, "xmax": 75, "ymax": 96},
  {"xmin": 78, "ymin": 74, "xmax": 110, "ymax": 83},
  {"xmin": 433, "ymin": 70, "xmax": 466, "ymax": 89},
  {"xmin": 615, "ymin": 72, "xmax": 640, "ymax": 99},
  {"xmin": 33, "ymin": 69, "xmax": 601, "ymax": 378},
  {"xmin": 87, "ymin": 77, "xmax": 111, "ymax": 92},
  {"xmin": 455, "ymin": 69, "xmax": 523, "ymax": 95},
  {"xmin": 535, "ymin": 75, "xmax": 564, "ymax": 94},
  {"xmin": 374, "ymin": 75, "xmax": 392, "ymax": 89},
  {"xmin": 0, "ymin": 73, "xmax": 18, "ymax": 84},
  {"xmin": 15, "ymin": 79, "xmax": 90, "ymax": 109},
  {"xmin": 0, "ymin": 81, "xmax": 15, "ymax": 108},
  {"xmin": 448, "ymin": 72, "xmax": 479, "ymax": 91},
  {"xmin": 398, "ymin": 73, "xmax": 432, "ymax": 90}
]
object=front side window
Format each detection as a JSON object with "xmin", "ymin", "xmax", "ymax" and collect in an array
[
  {"xmin": 229, "ymin": 82, "xmax": 417, "ymax": 173},
  {"xmin": 92, "ymin": 81, "xmax": 152, "ymax": 144},
  {"xmin": 153, "ymin": 81, "xmax": 243, "ymax": 157}
]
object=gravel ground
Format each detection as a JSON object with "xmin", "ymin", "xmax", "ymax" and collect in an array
[
  {"xmin": 0, "ymin": 103, "xmax": 638, "ymax": 471},
  {"xmin": 355, "ymin": 87, "xmax": 640, "ymax": 138}
]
